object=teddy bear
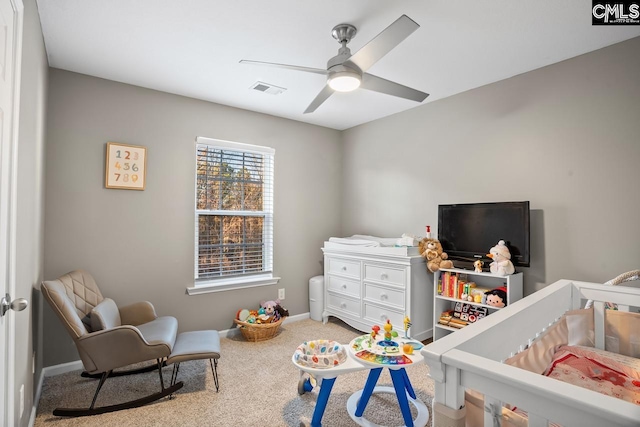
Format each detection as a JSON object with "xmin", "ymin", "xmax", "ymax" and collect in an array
[{"xmin": 419, "ymin": 238, "xmax": 454, "ymax": 273}]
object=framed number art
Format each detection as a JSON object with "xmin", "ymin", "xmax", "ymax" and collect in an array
[{"xmin": 105, "ymin": 142, "xmax": 147, "ymax": 190}]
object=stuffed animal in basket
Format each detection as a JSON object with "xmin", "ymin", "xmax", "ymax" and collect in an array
[
  {"xmin": 260, "ymin": 299, "xmax": 279, "ymax": 314},
  {"xmin": 487, "ymin": 240, "xmax": 515, "ymax": 276},
  {"xmin": 260, "ymin": 299, "xmax": 290, "ymax": 322},
  {"xmin": 419, "ymin": 238, "xmax": 454, "ymax": 273}
]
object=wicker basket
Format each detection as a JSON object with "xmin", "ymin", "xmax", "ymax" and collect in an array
[{"xmin": 234, "ymin": 317, "xmax": 286, "ymax": 342}]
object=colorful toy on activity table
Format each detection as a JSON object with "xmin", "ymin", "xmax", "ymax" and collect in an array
[
  {"xmin": 293, "ymin": 339, "xmax": 347, "ymax": 369},
  {"xmin": 352, "ymin": 319, "xmax": 422, "ymax": 366}
]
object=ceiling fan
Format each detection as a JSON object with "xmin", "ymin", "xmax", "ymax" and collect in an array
[{"xmin": 240, "ymin": 15, "xmax": 429, "ymax": 114}]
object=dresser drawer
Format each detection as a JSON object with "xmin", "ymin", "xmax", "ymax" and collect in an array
[
  {"xmin": 327, "ymin": 276, "xmax": 360, "ymax": 298},
  {"xmin": 327, "ymin": 257, "xmax": 361, "ymax": 279},
  {"xmin": 363, "ymin": 263, "xmax": 405, "ymax": 286},
  {"xmin": 363, "ymin": 303, "xmax": 404, "ymax": 327},
  {"xmin": 364, "ymin": 283, "xmax": 404, "ymax": 309},
  {"xmin": 326, "ymin": 293, "xmax": 360, "ymax": 317}
]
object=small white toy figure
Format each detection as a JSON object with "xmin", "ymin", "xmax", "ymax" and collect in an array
[
  {"xmin": 486, "ymin": 240, "xmax": 515, "ymax": 276},
  {"xmin": 473, "ymin": 259, "xmax": 484, "ymax": 273}
]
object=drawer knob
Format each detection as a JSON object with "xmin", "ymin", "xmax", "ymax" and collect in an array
[
  {"xmin": 341, "ymin": 302, "xmax": 347, "ymax": 309},
  {"xmin": 380, "ymin": 293, "xmax": 388, "ymax": 300},
  {"xmin": 381, "ymin": 273, "xmax": 388, "ymax": 280},
  {"xmin": 341, "ymin": 266, "xmax": 347, "ymax": 271},
  {"xmin": 380, "ymin": 314, "xmax": 387, "ymax": 321},
  {"xmin": 342, "ymin": 284, "xmax": 347, "ymax": 289}
]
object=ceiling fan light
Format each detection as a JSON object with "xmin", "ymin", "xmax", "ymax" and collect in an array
[{"xmin": 328, "ymin": 72, "xmax": 361, "ymax": 92}]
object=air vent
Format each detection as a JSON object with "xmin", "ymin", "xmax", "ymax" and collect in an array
[{"xmin": 250, "ymin": 81, "xmax": 286, "ymax": 95}]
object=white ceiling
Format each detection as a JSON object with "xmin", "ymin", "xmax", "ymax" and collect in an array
[{"xmin": 36, "ymin": 1, "xmax": 640, "ymax": 130}]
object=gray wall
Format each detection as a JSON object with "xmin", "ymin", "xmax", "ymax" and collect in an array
[
  {"xmin": 16, "ymin": 0, "xmax": 48, "ymax": 424},
  {"xmin": 342, "ymin": 37, "xmax": 640, "ymax": 296},
  {"xmin": 43, "ymin": 70, "xmax": 342, "ymax": 366},
  {"xmin": 42, "ymin": 36, "xmax": 640, "ymax": 367}
]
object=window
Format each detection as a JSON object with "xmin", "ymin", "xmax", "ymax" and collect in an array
[{"xmin": 191, "ymin": 137, "xmax": 276, "ymax": 293}]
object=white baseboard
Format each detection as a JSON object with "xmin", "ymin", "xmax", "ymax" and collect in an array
[
  {"xmin": 29, "ymin": 360, "xmax": 83, "ymax": 426},
  {"xmin": 42, "ymin": 360, "xmax": 84, "ymax": 377},
  {"xmin": 38, "ymin": 313, "xmax": 311, "ymax": 374},
  {"xmin": 28, "ymin": 370, "xmax": 44, "ymax": 427},
  {"xmin": 218, "ymin": 311, "xmax": 309, "ymax": 338}
]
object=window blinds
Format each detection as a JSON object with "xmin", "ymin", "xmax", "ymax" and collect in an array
[{"xmin": 195, "ymin": 138, "xmax": 274, "ymax": 280}]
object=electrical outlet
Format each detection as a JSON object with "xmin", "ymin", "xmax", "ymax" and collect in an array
[
  {"xmin": 20, "ymin": 384, "xmax": 24, "ymax": 418},
  {"xmin": 278, "ymin": 288, "xmax": 285, "ymax": 300}
]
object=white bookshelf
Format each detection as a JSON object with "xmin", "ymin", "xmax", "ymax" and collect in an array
[{"xmin": 433, "ymin": 267, "xmax": 523, "ymax": 341}]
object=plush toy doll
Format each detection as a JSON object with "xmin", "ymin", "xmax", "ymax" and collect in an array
[
  {"xmin": 274, "ymin": 303, "xmax": 289, "ymax": 321},
  {"xmin": 487, "ymin": 240, "xmax": 515, "ymax": 276},
  {"xmin": 260, "ymin": 300, "xmax": 280, "ymax": 323},
  {"xmin": 473, "ymin": 259, "xmax": 484, "ymax": 273},
  {"xmin": 484, "ymin": 287, "xmax": 507, "ymax": 308},
  {"xmin": 260, "ymin": 299, "xmax": 279, "ymax": 316},
  {"xmin": 419, "ymin": 238, "xmax": 454, "ymax": 273},
  {"xmin": 259, "ymin": 299, "xmax": 289, "ymax": 321}
]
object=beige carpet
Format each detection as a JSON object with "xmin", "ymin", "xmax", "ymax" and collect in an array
[{"xmin": 35, "ymin": 318, "xmax": 435, "ymax": 426}]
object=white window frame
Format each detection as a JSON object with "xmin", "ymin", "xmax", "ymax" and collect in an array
[{"xmin": 188, "ymin": 137, "xmax": 279, "ymax": 295}]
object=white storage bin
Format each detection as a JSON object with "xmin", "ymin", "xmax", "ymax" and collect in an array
[{"xmin": 309, "ymin": 275, "xmax": 324, "ymax": 321}]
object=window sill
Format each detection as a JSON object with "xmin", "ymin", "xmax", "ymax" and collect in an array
[{"xmin": 186, "ymin": 275, "xmax": 281, "ymax": 295}]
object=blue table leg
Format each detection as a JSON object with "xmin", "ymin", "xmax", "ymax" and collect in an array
[
  {"xmin": 311, "ymin": 377, "xmax": 336, "ymax": 427},
  {"xmin": 390, "ymin": 369, "xmax": 414, "ymax": 427},
  {"xmin": 355, "ymin": 367, "xmax": 383, "ymax": 417},
  {"xmin": 401, "ymin": 368, "xmax": 416, "ymax": 399}
]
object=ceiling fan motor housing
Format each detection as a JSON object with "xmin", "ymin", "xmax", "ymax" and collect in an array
[{"xmin": 331, "ymin": 23, "xmax": 357, "ymax": 44}]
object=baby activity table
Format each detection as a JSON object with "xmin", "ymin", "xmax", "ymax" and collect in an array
[{"xmin": 292, "ymin": 330, "xmax": 429, "ymax": 427}]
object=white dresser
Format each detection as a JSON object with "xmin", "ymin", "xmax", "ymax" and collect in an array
[{"xmin": 322, "ymin": 242, "xmax": 433, "ymax": 341}]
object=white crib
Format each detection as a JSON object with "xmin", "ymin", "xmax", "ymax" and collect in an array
[{"xmin": 422, "ymin": 278, "xmax": 640, "ymax": 427}]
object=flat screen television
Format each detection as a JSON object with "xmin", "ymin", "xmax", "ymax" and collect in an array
[{"xmin": 437, "ymin": 201, "xmax": 530, "ymax": 268}]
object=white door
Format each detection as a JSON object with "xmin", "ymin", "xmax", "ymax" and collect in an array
[{"xmin": 0, "ymin": 0, "xmax": 23, "ymax": 426}]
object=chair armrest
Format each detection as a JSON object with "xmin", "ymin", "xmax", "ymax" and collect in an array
[
  {"xmin": 118, "ymin": 301, "xmax": 158, "ymax": 326},
  {"xmin": 76, "ymin": 325, "xmax": 171, "ymax": 374}
]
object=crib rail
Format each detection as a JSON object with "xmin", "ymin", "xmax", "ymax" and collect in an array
[
  {"xmin": 445, "ymin": 349, "xmax": 639, "ymax": 427},
  {"xmin": 423, "ymin": 279, "xmax": 640, "ymax": 427}
]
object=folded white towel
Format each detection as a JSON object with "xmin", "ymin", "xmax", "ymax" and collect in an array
[
  {"xmin": 396, "ymin": 236, "xmax": 417, "ymax": 247},
  {"xmin": 328, "ymin": 237, "xmax": 380, "ymax": 247},
  {"xmin": 350, "ymin": 235, "xmax": 399, "ymax": 247}
]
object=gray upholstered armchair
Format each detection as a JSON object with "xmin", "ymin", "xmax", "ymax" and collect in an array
[{"xmin": 42, "ymin": 269, "xmax": 183, "ymax": 416}]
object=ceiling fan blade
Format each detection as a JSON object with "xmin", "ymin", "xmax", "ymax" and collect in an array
[
  {"xmin": 360, "ymin": 73, "xmax": 429, "ymax": 103},
  {"xmin": 346, "ymin": 15, "xmax": 419, "ymax": 73},
  {"xmin": 240, "ymin": 60, "xmax": 328, "ymax": 76},
  {"xmin": 304, "ymin": 85, "xmax": 334, "ymax": 114}
]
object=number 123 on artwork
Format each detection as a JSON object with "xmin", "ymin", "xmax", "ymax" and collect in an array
[{"xmin": 105, "ymin": 142, "xmax": 147, "ymax": 190}]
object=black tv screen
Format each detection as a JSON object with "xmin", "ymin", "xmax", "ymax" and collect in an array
[{"xmin": 437, "ymin": 201, "xmax": 530, "ymax": 267}]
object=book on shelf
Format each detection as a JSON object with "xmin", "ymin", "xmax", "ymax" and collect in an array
[
  {"xmin": 453, "ymin": 302, "xmax": 488, "ymax": 323},
  {"xmin": 438, "ymin": 303, "xmax": 489, "ymax": 329}
]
